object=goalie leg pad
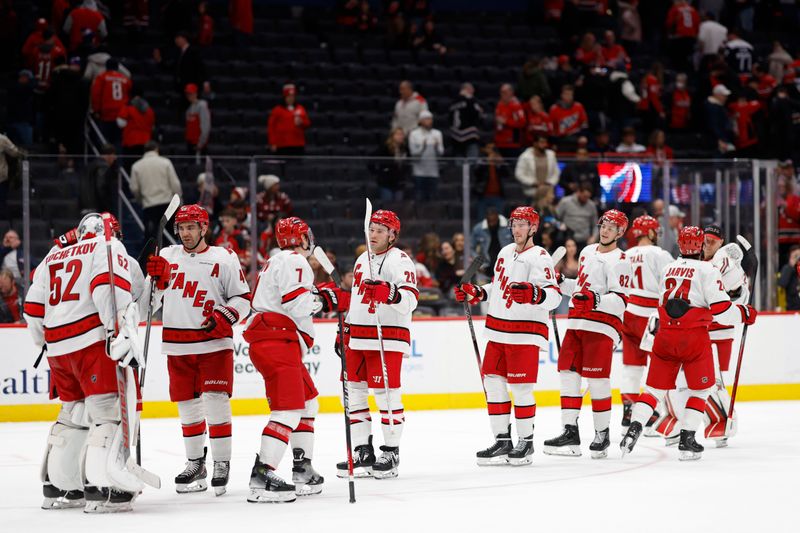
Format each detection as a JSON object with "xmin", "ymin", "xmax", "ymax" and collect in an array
[
  {"xmin": 44, "ymin": 422, "xmax": 89, "ymax": 492},
  {"xmin": 84, "ymin": 422, "xmax": 144, "ymax": 494}
]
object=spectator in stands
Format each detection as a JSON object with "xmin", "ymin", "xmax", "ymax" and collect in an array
[
  {"xmin": 651, "ymin": 198, "xmax": 665, "ymax": 218},
  {"xmin": 336, "ymin": 0, "xmax": 360, "ymax": 26},
  {"xmin": 696, "ymin": 11, "xmax": 727, "ymax": 72},
  {"xmin": 589, "ymin": 129, "xmax": 614, "ymax": 154},
  {"xmin": 618, "ymin": 0, "xmax": 642, "ymax": 52},
  {"xmin": 705, "ymin": 84, "xmax": 736, "ymax": 154},
  {"xmin": 522, "ymin": 95, "xmax": 552, "ymax": 147},
  {"xmin": 777, "ymin": 162, "xmax": 800, "ymax": 265},
  {"xmin": 196, "ymin": 1, "xmax": 215, "ymax": 46},
  {"xmin": 560, "ymin": 147, "xmax": 599, "ymax": 197},
  {"xmin": 518, "ymin": 57, "xmax": 551, "ymax": 103},
  {"xmin": 22, "ymin": 18, "xmax": 62, "ymax": 67},
  {"xmin": 80, "ymin": 143, "xmax": 118, "ymax": 215},
  {"xmin": 130, "ymin": 141, "xmax": 183, "ymax": 242},
  {"xmin": 562, "ymin": 237, "xmax": 580, "ymax": 277},
  {"xmin": 385, "ymin": 9, "xmax": 408, "ymax": 50},
  {"xmin": 416, "ymin": 232, "xmax": 442, "ymax": 275},
  {"xmin": 153, "ymin": 31, "xmax": 211, "ymax": 101},
  {"xmin": 83, "ymin": 46, "xmax": 131, "ymax": 83},
  {"xmin": 471, "ymin": 207, "xmax": 511, "ymax": 271},
  {"xmin": 256, "ymin": 174, "xmax": 293, "ymax": 224},
  {"xmin": 184, "ymin": 83, "xmax": 211, "ymax": 155},
  {"xmin": 534, "ymin": 186, "xmax": 564, "ymax": 239},
  {"xmin": 494, "ymin": 83, "xmax": 526, "ymax": 159},
  {"xmin": 601, "ymin": 30, "xmax": 630, "ymax": 71},
  {"xmin": 408, "ymin": 110, "xmax": 444, "ymax": 202},
  {"xmin": 646, "ymin": 129, "xmax": 674, "ymax": 164},
  {"xmin": 400, "ymin": 243, "xmax": 434, "ymax": 288},
  {"xmin": 752, "ymin": 63, "xmax": 778, "ymax": 104},
  {"xmin": 213, "ymin": 208, "xmax": 249, "ymax": 264},
  {"xmin": 448, "ymin": 83, "xmax": 483, "ymax": 162},
  {"xmin": 63, "ymin": 0, "xmax": 107, "ymax": 52},
  {"xmin": 722, "ymin": 29, "xmax": 754, "ymax": 77},
  {"xmin": 411, "ymin": 19, "xmax": 447, "ymax": 55},
  {"xmin": 668, "ymin": 72, "xmax": 691, "ymax": 130},
  {"xmin": 370, "ymin": 127, "xmax": 409, "ymax": 201},
  {"xmin": 47, "ymin": 56, "xmax": 88, "ymax": 158},
  {"xmin": 228, "ymin": 187, "xmax": 251, "ymax": 226},
  {"xmin": 556, "ymin": 180, "xmax": 598, "ymax": 249},
  {"xmin": 0, "ymin": 268, "xmax": 23, "ymax": 324},
  {"xmin": 515, "ymin": 134, "xmax": 560, "ymax": 204},
  {"xmin": 577, "ymin": 65, "xmax": 612, "ymax": 132},
  {"xmin": 768, "ymin": 41, "xmax": 793, "ymax": 84},
  {"xmin": 549, "ymin": 84, "xmax": 588, "ymax": 151},
  {"xmin": 187, "ymin": 172, "xmax": 223, "ymax": 216},
  {"xmin": 473, "ymin": 143, "xmax": 508, "ymax": 221},
  {"xmin": 729, "ymin": 92, "xmax": 762, "ymax": 158},
  {"xmin": 267, "ymin": 83, "xmax": 311, "ymax": 156},
  {"xmin": 435, "ymin": 240, "xmax": 464, "ymax": 296},
  {"xmin": 770, "ymin": 87, "xmax": 800, "ymax": 162},
  {"xmin": 616, "ymin": 126, "xmax": 646, "ymax": 153},
  {"xmin": 778, "ymin": 245, "xmax": 800, "ymax": 311},
  {"xmin": 90, "ymin": 58, "xmax": 131, "ymax": 148},
  {"xmin": 550, "ymin": 55, "xmax": 577, "ymax": 99},
  {"xmin": 117, "ymin": 90, "xmax": 155, "ymax": 162},
  {"xmin": 355, "ymin": 1, "xmax": 378, "ymax": 34},
  {"xmin": 451, "ymin": 232, "xmax": 465, "ymax": 265},
  {"xmin": 0, "ymin": 230, "xmax": 22, "ymax": 281},
  {"xmin": 30, "ymin": 32, "xmax": 67, "ymax": 114},
  {"xmin": 574, "ymin": 32, "xmax": 602, "ymax": 67},
  {"xmin": 0, "ymin": 134, "xmax": 22, "ymax": 220},
  {"xmin": 638, "ymin": 62, "xmax": 665, "ymax": 131},
  {"xmin": 229, "ymin": 0, "xmax": 254, "ymax": 47},
  {"xmin": 392, "ymin": 80, "xmax": 428, "ymax": 135},
  {"xmin": 662, "ymin": 205, "xmax": 685, "ymax": 257},
  {"xmin": 6, "ymin": 70, "xmax": 35, "ymax": 147},
  {"xmin": 665, "ymin": 0, "xmax": 699, "ymax": 72}
]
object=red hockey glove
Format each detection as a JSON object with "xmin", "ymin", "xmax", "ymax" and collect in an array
[
  {"xmin": 335, "ymin": 323, "xmax": 350, "ymax": 359},
  {"xmin": 202, "ymin": 306, "xmax": 238, "ymax": 339},
  {"xmin": 454, "ymin": 283, "xmax": 486, "ymax": 304},
  {"xmin": 361, "ymin": 279, "xmax": 401, "ymax": 305},
  {"xmin": 572, "ymin": 288, "xmax": 600, "ymax": 312},
  {"xmin": 54, "ymin": 228, "xmax": 78, "ymax": 248},
  {"xmin": 509, "ymin": 282, "xmax": 545, "ymax": 305},
  {"xmin": 555, "ymin": 270, "xmax": 565, "ymax": 285},
  {"xmin": 315, "ymin": 286, "xmax": 339, "ymax": 313},
  {"xmin": 146, "ymin": 255, "xmax": 173, "ymax": 290},
  {"xmin": 337, "ymin": 287, "xmax": 351, "ymax": 312},
  {"xmin": 739, "ymin": 304, "xmax": 757, "ymax": 326}
]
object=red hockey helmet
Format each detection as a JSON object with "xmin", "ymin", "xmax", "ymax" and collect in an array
[
  {"xmin": 174, "ymin": 204, "xmax": 210, "ymax": 233},
  {"xmin": 276, "ymin": 216, "xmax": 313, "ymax": 249},
  {"xmin": 509, "ymin": 206, "xmax": 540, "ymax": 229},
  {"xmin": 631, "ymin": 215, "xmax": 660, "ymax": 239},
  {"xmin": 598, "ymin": 209, "xmax": 629, "ymax": 233},
  {"xmin": 678, "ymin": 226, "xmax": 704, "ymax": 256},
  {"xmin": 370, "ymin": 210, "xmax": 401, "ymax": 235}
]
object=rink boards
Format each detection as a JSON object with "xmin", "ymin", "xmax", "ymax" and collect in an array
[{"xmin": 1, "ymin": 313, "xmax": 798, "ymax": 422}]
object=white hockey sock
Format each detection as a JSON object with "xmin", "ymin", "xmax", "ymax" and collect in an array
[
  {"xmin": 178, "ymin": 398, "xmax": 206, "ymax": 460},
  {"xmin": 260, "ymin": 410, "xmax": 302, "ymax": 470},
  {"xmin": 203, "ymin": 392, "xmax": 232, "ymax": 462},
  {"xmin": 484, "ymin": 374, "xmax": 511, "ymax": 436},
  {"xmin": 683, "ymin": 390, "xmax": 712, "ymax": 432},
  {"xmin": 621, "ymin": 365, "xmax": 646, "ymax": 397},
  {"xmin": 509, "ymin": 382, "xmax": 536, "ymax": 439},
  {"xmin": 559, "ymin": 371, "xmax": 582, "ymax": 426},
  {"xmin": 289, "ymin": 398, "xmax": 319, "ymax": 459},
  {"xmin": 631, "ymin": 387, "xmax": 666, "ymax": 426},
  {"xmin": 347, "ymin": 381, "xmax": 372, "ymax": 448},
  {"xmin": 375, "ymin": 388, "xmax": 404, "ymax": 448},
  {"xmin": 588, "ymin": 378, "xmax": 612, "ymax": 431}
]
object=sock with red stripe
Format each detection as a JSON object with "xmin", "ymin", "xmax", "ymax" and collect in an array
[
  {"xmin": 683, "ymin": 391, "xmax": 711, "ymax": 432},
  {"xmin": 260, "ymin": 410, "xmax": 302, "ymax": 470},
  {"xmin": 559, "ymin": 371, "xmax": 582, "ymax": 427},
  {"xmin": 347, "ymin": 381, "xmax": 372, "ymax": 447},
  {"xmin": 204, "ymin": 392, "xmax": 232, "ymax": 462},
  {"xmin": 484, "ymin": 374, "xmax": 511, "ymax": 436},
  {"xmin": 290, "ymin": 398, "xmax": 319, "ymax": 459},
  {"xmin": 376, "ymin": 388, "xmax": 404, "ymax": 448},
  {"xmin": 588, "ymin": 378, "xmax": 612, "ymax": 431},
  {"xmin": 631, "ymin": 388, "xmax": 663, "ymax": 426},
  {"xmin": 509, "ymin": 382, "xmax": 536, "ymax": 438},
  {"xmin": 621, "ymin": 364, "xmax": 645, "ymax": 398},
  {"xmin": 178, "ymin": 398, "xmax": 207, "ymax": 460}
]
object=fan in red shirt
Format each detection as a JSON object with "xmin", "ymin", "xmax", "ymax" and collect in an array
[
  {"xmin": 638, "ymin": 62, "xmax": 665, "ymax": 130},
  {"xmin": 778, "ymin": 162, "xmax": 800, "ymax": 265},
  {"xmin": 548, "ymin": 84, "xmax": 588, "ymax": 149},
  {"xmin": 574, "ymin": 32, "xmax": 603, "ymax": 66},
  {"xmin": 494, "ymin": 83, "xmax": 526, "ymax": 158},
  {"xmin": 522, "ymin": 95, "xmax": 552, "ymax": 146},
  {"xmin": 116, "ymin": 93, "xmax": 155, "ymax": 157},
  {"xmin": 751, "ymin": 63, "xmax": 777, "ymax": 103},
  {"xmin": 665, "ymin": 0, "xmax": 699, "ymax": 71},
  {"xmin": 229, "ymin": 0, "xmax": 253, "ymax": 44},
  {"xmin": 90, "ymin": 58, "xmax": 131, "ymax": 146},
  {"xmin": 30, "ymin": 34, "xmax": 66, "ymax": 95},
  {"xmin": 62, "ymin": 0, "xmax": 108, "ymax": 51},
  {"xmin": 267, "ymin": 83, "xmax": 311, "ymax": 156},
  {"xmin": 728, "ymin": 95, "xmax": 762, "ymax": 157},
  {"xmin": 669, "ymin": 72, "xmax": 691, "ymax": 130},
  {"xmin": 256, "ymin": 174, "xmax": 293, "ymax": 224},
  {"xmin": 197, "ymin": 1, "xmax": 215, "ymax": 46},
  {"xmin": 213, "ymin": 208, "xmax": 249, "ymax": 267},
  {"xmin": 21, "ymin": 18, "xmax": 65, "ymax": 68},
  {"xmin": 601, "ymin": 30, "xmax": 630, "ymax": 71}
]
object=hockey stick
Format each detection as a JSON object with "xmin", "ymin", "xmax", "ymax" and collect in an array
[
  {"xmin": 313, "ymin": 246, "xmax": 356, "ymax": 504},
  {"xmin": 726, "ymin": 235, "xmax": 758, "ymax": 435},
  {"xmin": 458, "ymin": 255, "xmax": 485, "ymax": 389},
  {"xmin": 137, "ymin": 194, "xmax": 180, "ymax": 466},
  {"xmin": 550, "ymin": 246, "xmax": 566, "ymax": 354},
  {"xmin": 363, "ymin": 199, "xmax": 394, "ymax": 432}
]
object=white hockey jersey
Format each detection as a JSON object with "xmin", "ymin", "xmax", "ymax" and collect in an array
[
  {"xmin": 155, "ymin": 244, "xmax": 251, "ymax": 355},
  {"xmin": 481, "ymin": 243, "xmax": 561, "ymax": 348},
  {"xmin": 346, "ymin": 247, "xmax": 418, "ymax": 354},
  {"xmin": 248, "ymin": 249, "xmax": 319, "ymax": 348},
  {"xmin": 624, "ymin": 244, "xmax": 674, "ymax": 317},
  {"xmin": 561, "ymin": 244, "xmax": 630, "ymax": 343},
  {"xmin": 708, "ymin": 244, "xmax": 750, "ymax": 341},
  {"xmin": 24, "ymin": 236, "xmax": 133, "ymax": 356}
]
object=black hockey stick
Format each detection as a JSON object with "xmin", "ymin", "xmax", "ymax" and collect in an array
[
  {"xmin": 458, "ymin": 255, "xmax": 485, "ymax": 388},
  {"xmin": 313, "ymin": 246, "xmax": 356, "ymax": 504},
  {"xmin": 549, "ymin": 246, "xmax": 567, "ymax": 354}
]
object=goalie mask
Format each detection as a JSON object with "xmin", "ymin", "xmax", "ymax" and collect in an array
[{"xmin": 77, "ymin": 213, "xmax": 105, "ymax": 240}]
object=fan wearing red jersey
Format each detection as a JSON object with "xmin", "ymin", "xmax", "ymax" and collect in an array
[
  {"xmin": 544, "ymin": 209, "xmax": 631, "ymax": 459},
  {"xmin": 335, "ymin": 209, "xmax": 418, "ymax": 479},
  {"xmin": 455, "ymin": 207, "xmax": 561, "ymax": 466},
  {"xmin": 146, "ymin": 205, "xmax": 251, "ymax": 496},
  {"xmin": 620, "ymin": 215, "xmax": 673, "ymax": 436},
  {"xmin": 620, "ymin": 227, "xmax": 757, "ymax": 461}
]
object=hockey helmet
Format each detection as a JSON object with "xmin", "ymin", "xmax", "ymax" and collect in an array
[
  {"xmin": 275, "ymin": 216, "xmax": 314, "ymax": 249},
  {"xmin": 678, "ymin": 226, "xmax": 704, "ymax": 256},
  {"xmin": 77, "ymin": 212, "xmax": 105, "ymax": 240},
  {"xmin": 509, "ymin": 206, "xmax": 540, "ymax": 230},
  {"xmin": 174, "ymin": 204, "xmax": 210, "ymax": 234},
  {"xmin": 370, "ymin": 210, "xmax": 401, "ymax": 235},
  {"xmin": 598, "ymin": 209, "xmax": 629, "ymax": 233},
  {"xmin": 631, "ymin": 215, "xmax": 660, "ymax": 239}
]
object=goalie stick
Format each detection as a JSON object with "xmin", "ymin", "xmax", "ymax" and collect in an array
[{"xmin": 313, "ymin": 246, "xmax": 356, "ymax": 504}]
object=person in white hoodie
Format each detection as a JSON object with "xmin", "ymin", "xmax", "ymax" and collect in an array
[
  {"xmin": 514, "ymin": 134, "xmax": 559, "ymax": 203},
  {"xmin": 408, "ymin": 110, "xmax": 444, "ymax": 202}
]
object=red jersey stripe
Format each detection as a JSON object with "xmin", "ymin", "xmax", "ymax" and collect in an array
[
  {"xmin": 349, "ymin": 324, "xmax": 410, "ymax": 344},
  {"xmin": 163, "ymin": 327, "xmax": 215, "ymax": 344},
  {"xmin": 90, "ymin": 272, "xmax": 132, "ymax": 293},
  {"xmin": 485, "ymin": 315, "xmax": 549, "ymax": 337},
  {"xmin": 281, "ymin": 287, "xmax": 309, "ymax": 304},
  {"xmin": 24, "ymin": 301, "xmax": 45, "ymax": 318},
  {"xmin": 628, "ymin": 294, "xmax": 659, "ymax": 308},
  {"xmin": 44, "ymin": 313, "xmax": 103, "ymax": 343}
]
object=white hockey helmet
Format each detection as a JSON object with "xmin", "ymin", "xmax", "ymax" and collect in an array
[{"xmin": 77, "ymin": 212, "xmax": 105, "ymax": 240}]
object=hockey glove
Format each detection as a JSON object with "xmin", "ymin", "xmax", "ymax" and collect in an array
[
  {"xmin": 107, "ymin": 303, "xmax": 144, "ymax": 368},
  {"xmin": 146, "ymin": 255, "xmax": 173, "ymax": 290},
  {"xmin": 454, "ymin": 283, "xmax": 486, "ymax": 304},
  {"xmin": 202, "ymin": 306, "xmax": 238, "ymax": 339},
  {"xmin": 315, "ymin": 286, "xmax": 339, "ymax": 313},
  {"xmin": 361, "ymin": 279, "xmax": 401, "ymax": 305},
  {"xmin": 738, "ymin": 304, "xmax": 757, "ymax": 326},
  {"xmin": 54, "ymin": 228, "xmax": 78, "ymax": 248},
  {"xmin": 554, "ymin": 270, "xmax": 565, "ymax": 285},
  {"xmin": 572, "ymin": 288, "xmax": 600, "ymax": 312},
  {"xmin": 509, "ymin": 282, "xmax": 545, "ymax": 305},
  {"xmin": 335, "ymin": 323, "xmax": 350, "ymax": 359}
]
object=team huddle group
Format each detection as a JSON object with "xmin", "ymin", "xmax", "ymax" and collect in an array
[{"xmin": 20, "ymin": 199, "xmax": 757, "ymax": 513}]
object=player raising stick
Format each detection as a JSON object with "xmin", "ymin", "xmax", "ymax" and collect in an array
[{"xmin": 455, "ymin": 206, "xmax": 561, "ymax": 466}]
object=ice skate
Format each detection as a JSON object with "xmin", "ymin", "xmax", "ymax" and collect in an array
[
  {"xmin": 476, "ymin": 428, "xmax": 513, "ymax": 466},
  {"xmin": 175, "ymin": 448, "xmax": 208, "ymax": 493},
  {"xmin": 507, "ymin": 436, "xmax": 533, "ymax": 466},
  {"xmin": 620, "ymin": 401, "xmax": 633, "ymax": 435},
  {"xmin": 543, "ymin": 425, "xmax": 581, "ymax": 457},
  {"xmin": 620, "ymin": 421, "xmax": 643, "ymax": 457},
  {"xmin": 211, "ymin": 460, "xmax": 229, "ymax": 496},
  {"xmin": 337, "ymin": 435, "xmax": 376, "ymax": 478},
  {"xmin": 292, "ymin": 448, "xmax": 324, "ymax": 496},
  {"xmin": 589, "ymin": 428, "xmax": 610, "ymax": 459},
  {"xmin": 83, "ymin": 485, "xmax": 136, "ymax": 514},
  {"xmin": 247, "ymin": 455, "xmax": 296, "ymax": 503},
  {"xmin": 643, "ymin": 410, "xmax": 661, "ymax": 437},
  {"xmin": 372, "ymin": 446, "xmax": 399, "ymax": 479},
  {"xmin": 41, "ymin": 479, "xmax": 84, "ymax": 510},
  {"xmin": 678, "ymin": 430, "xmax": 704, "ymax": 461}
]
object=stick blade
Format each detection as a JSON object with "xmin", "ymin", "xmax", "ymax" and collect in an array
[
  {"xmin": 364, "ymin": 198, "xmax": 373, "ymax": 233},
  {"xmin": 163, "ymin": 194, "xmax": 181, "ymax": 222},
  {"xmin": 551, "ymin": 246, "xmax": 567, "ymax": 266},
  {"xmin": 736, "ymin": 235, "xmax": 752, "ymax": 252},
  {"xmin": 313, "ymin": 246, "xmax": 336, "ymax": 275}
]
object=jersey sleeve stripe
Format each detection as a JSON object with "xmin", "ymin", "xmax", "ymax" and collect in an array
[
  {"xmin": 568, "ymin": 308, "xmax": 623, "ymax": 331},
  {"xmin": 44, "ymin": 313, "xmax": 103, "ymax": 343},
  {"xmin": 23, "ymin": 302, "xmax": 45, "ymax": 318},
  {"xmin": 628, "ymin": 294, "xmax": 659, "ymax": 308},
  {"xmin": 609, "ymin": 291, "xmax": 628, "ymax": 304},
  {"xmin": 281, "ymin": 287, "xmax": 309, "ymax": 304},
  {"xmin": 230, "ymin": 292, "xmax": 252, "ymax": 301},
  {"xmin": 710, "ymin": 301, "xmax": 732, "ymax": 315},
  {"xmin": 90, "ymin": 272, "xmax": 132, "ymax": 293},
  {"xmin": 399, "ymin": 285, "xmax": 419, "ymax": 298}
]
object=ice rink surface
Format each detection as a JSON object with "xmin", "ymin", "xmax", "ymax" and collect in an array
[{"xmin": 2, "ymin": 402, "xmax": 798, "ymax": 533}]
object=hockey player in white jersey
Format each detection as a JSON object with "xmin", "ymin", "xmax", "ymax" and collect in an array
[
  {"xmin": 455, "ymin": 206, "xmax": 561, "ymax": 466},
  {"xmin": 620, "ymin": 227, "xmax": 757, "ymax": 460},
  {"xmin": 24, "ymin": 213, "xmax": 144, "ymax": 513},
  {"xmin": 146, "ymin": 204, "xmax": 251, "ymax": 495},
  {"xmin": 336, "ymin": 209, "xmax": 418, "ymax": 479},
  {"xmin": 244, "ymin": 217, "xmax": 344, "ymax": 503},
  {"xmin": 620, "ymin": 215, "xmax": 673, "ymax": 436},
  {"xmin": 544, "ymin": 209, "xmax": 631, "ymax": 458}
]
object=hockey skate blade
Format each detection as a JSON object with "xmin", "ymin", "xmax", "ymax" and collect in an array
[
  {"xmin": 714, "ymin": 438, "xmax": 729, "ymax": 448},
  {"xmin": 678, "ymin": 450, "xmax": 702, "ymax": 461},
  {"xmin": 643, "ymin": 426, "xmax": 661, "ymax": 438},
  {"xmin": 247, "ymin": 489, "xmax": 296, "ymax": 503},
  {"xmin": 665, "ymin": 436, "xmax": 679, "ymax": 447},
  {"xmin": 372, "ymin": 468, "xmax": 398, "ymax": 479},
  {"xmin": 176, "ymin": 479, "xmax": 208, "ymax": 493},
  {"xmin": 507, "ymin": 456, "xmax": 533, "ymax": 466},
  {"xmin": 543, "ymin": 445, "xmax": 581, "ymax": 457},
  {"xmin": 294, "ymin": 483, "xmax": 323, "ymax": 496},
  {"xmin": 336, "ymin": 466, "xmax": 372, "ymax": 479},
  {"xmin": 42, "ymin": 496, "xmax": 85, "ymax": 510},
  {"xmin": 476, "ymin": 455, "xmax": 509, "ymax": 466},
  {"xmin": 83, "ymin": 501, "xmax": 133, "ymax": 514},
  {"xmin": 590, "ymin": 449, "xmax": 608, "ymax": 459},
  {"xmin": 213, "ymin": 486, "xmax": 227, "ymax": 497}
]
